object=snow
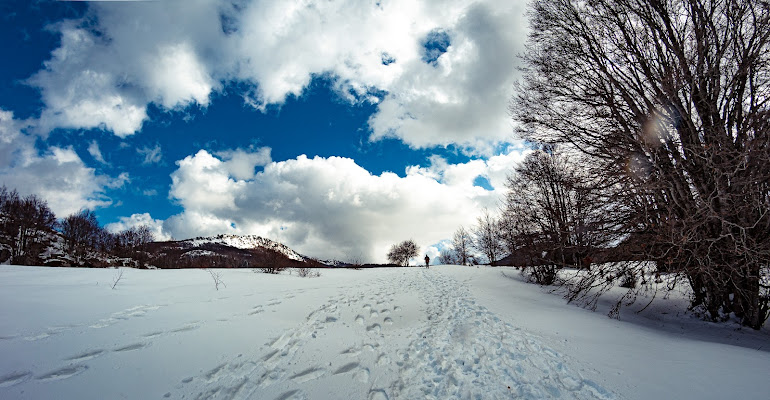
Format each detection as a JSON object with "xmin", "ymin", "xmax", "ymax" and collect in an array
[
  {"xmin": 185, "ymin": 234, "xmax": 307, "ymax": 262},
  {"xmin": 183, "ymin": 250, "xmax": 216, "ymax": 258},
  {"xmin": 0, "ymin": 265, "xmax": 768, "ymax": 400}
]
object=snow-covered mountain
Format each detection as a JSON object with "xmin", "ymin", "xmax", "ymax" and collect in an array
[
  {"xmin": 142, "ymin": 234, "xmax": 326, "ymax": 269},
  {"xmin": 182, "ymin": 234, "xmax": 308, "ymax": 262}
]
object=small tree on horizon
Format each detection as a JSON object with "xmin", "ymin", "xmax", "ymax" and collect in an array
[
  {"xmin": 472, "ymin": 209, "xmax": 504, "ymax": 266},
  {"xmin": 387, "ymin": 239, "xmax": 419, "ymax": 267},
  {"xmin": 451, "ymin": 226, "xmax": 473, "ymax": 266}
]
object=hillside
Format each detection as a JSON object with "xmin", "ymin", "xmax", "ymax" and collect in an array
[{"xmin": 144, "ymin": 234, "xmax": 323, "ymax": 269}]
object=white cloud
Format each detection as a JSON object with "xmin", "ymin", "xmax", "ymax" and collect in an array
[
  {"xmin": 137, "ymin": 144, "xmax": 163, "ymax": 165},
  {"xmin": 88, "ymin": 140, "xmax": 107, "ymax": 164},
  {"xmin": 105, "ymin": 212, "xmax": 173, "ymax": 242},
  {"xmin": 29, "ymin": 1, "xmax": 226, "ymax": 136},
  {"xmin": 0, "ymin": 109, "xmax": 123, "ymax": 216},
  {"xmin": 214, "ymin": 147, "xmax": 272, "ymax": 180},
  {"xmin": 161, "ymin": 147, "xmax": 528, "ymax": 263},
  {"xmin": 28, "ymin": 0, "xmax": 528, "ymax": 151}
]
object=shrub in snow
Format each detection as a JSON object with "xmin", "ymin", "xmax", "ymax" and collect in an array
[
  {"xmin": 523, "ymin": 264, "xmax": 558, "ymax": 285},
  {"xmin": 295, "ymin": 267, "xmax": 320, "ymax": 278},
  {"xmin": 259, "ymin": 266, "xmax": 285, "ymax": 274},
  {"xmin": 207, "ymin": 269, "xmax": 226, "ymax": 290},
  {"xmin": 111, "ymin": 268, "xmax": 124, "ymax": 290}
]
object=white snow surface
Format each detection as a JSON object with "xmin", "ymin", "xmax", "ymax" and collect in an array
[
  {"xmin": 185, "ymin": 234, "xmax": 307, "ymax": 262},
  {"xmin": 0, "ymin": 265, "xmax": 768, "ymax": 400}
]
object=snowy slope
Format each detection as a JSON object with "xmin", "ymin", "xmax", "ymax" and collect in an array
[
  {"xmin": 0, "ymin": 265, "xmax": 768, "ymax": 400},
  {"xmin": 184, "ymin": 234, "xmax": 308, "ymax": 262}
]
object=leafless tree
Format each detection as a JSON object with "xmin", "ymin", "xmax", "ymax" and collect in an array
[
  {"xmin": 472, "ymin": 209, "xmax": 504, "ymax": 266},
  {"xmin": 61, "ymin": 209, "xmax": 102, "ymax": 264},
  {"xmin": 111, "ymin": 268, "xmax": 124, "ymax": 290},
  {"xmin": 207, "ymin": 269, "xmax": 226, "ymax": 290},
  {"xmin": 451, "ymin": 226, "xmax": 473, "ymax": 266},
  {"xmin": 500, "ymin": 148, "xmax": 614, "ymax": 283},
  {"xmin": 514, "ymin": 0, "xmax": 770, "ymax": 328},
  {"xmin": 387, "ymin": 239, "xmax": 419, "ymax": 266},
  {"xmin": 0, "ymin": 186, "xmax": 57, "ymax": 265},
  {"xmin": 114, "ymin": 225, "xmax": 155, "ymax": 267},
  {"xmin": 437, "ymin": 249, "xmax": 456, "ymax": 265}
]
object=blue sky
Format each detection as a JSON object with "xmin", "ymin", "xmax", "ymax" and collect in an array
[{"xmin": 0, "ymin": 0, "xmax": 529, "ymax": 262}]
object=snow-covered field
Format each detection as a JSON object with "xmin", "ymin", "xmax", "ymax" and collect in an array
[{"xmin": 0, "ymin": 265, "xmax": 768, "ymax": 400}]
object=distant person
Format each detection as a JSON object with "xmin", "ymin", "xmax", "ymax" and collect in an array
[{"xmin": 424, "ymin": 255, "xmax": 430, "ymax": 268}]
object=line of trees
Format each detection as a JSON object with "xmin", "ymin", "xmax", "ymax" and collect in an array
[
  {"xmin": 490, "ymin": 0, "xmax": 770, "ymax": 329},
  {"xmin": 0, "ymin": 185, "xmax": 155, "ymax": 267},
  {"xmin": 440, "ymin": 0, "xmax": 769, "ymax": 330}
]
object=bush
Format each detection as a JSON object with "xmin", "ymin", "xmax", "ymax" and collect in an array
[
  {"xmin": 523, "ymin": 264, "xmax": 558, "ymax": 285},
  {"xmin": 259, "ymin": 266, "xmax": 285, "ymax": 274},
  {"xmin": 295, "ymin": 267, "xmax": 320, "ymax": 278}
]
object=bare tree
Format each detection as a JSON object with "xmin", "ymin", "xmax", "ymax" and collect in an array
[
  {"xmin": 437, "ymin": 249, "xmax": 456, "ymax": 265},
  {"xmin": 111, "ymin": 268, "xmax": 124, "ymax": 290},
  {"xmin": 472, "ymin": 209, "xmax": 504, "ymax": 266},
  {"xmin": 514, "ymin": 0, "xmax": 770, "ymax": 328},
  {"xmin": 207, "ymin": 269, "xmax": 226, "ymax": 290},
  {"xmin": 61, "ymin": 209, "xmax": 102, "ymax": 264},
  {"xmin": 114, "ymin": 225, "xmax": 155, "ymax": 267},
  {"xmin": 451, "ymin": 226, "xmax": 473, "ymax": 266},
  {"xmin": 0, "ymin": 186, "xmax": 57, "ymax": 265},
  {"xmin": 387, "ymin": 239, "xmax": 419, "ymax": 266},
  {"xmin": 500, "ymin": 148, "xmax": 612, "ymax": 280}
]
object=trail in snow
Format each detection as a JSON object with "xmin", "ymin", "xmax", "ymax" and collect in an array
[{"xmin": 168, "ymin": 269, "xmax": 615, "ymax": 400}]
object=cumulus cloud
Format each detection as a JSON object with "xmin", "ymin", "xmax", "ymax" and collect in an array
[
  {"xmin": 105, "ymin": 212, "xmax": 173, "ymax": 242},
  {"xmin": 0, "ymin": 109, "xmax": 123, "ymax": 216},
  {"xmin": 29, "ymin": 2, "xmax": 226, "ymax": 136},
  {"xmin": 161, "ymin": 147, "xmax": 528, "ymax": 263},
  {"xmin": 28, "ymin": 0, "xmax": 528, "ymax": 150}
]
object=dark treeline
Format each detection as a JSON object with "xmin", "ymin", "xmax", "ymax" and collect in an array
[
  {"xmin": 0, "ymin": 184, "xmax": 323, "ymax": 271},
  {"xmin": 0, "ymin": 185, "xmax": 156, "ymax": 268},
  {"xmin": 446, "ymin": 0, "xmax": 769, "ymax": 329}
]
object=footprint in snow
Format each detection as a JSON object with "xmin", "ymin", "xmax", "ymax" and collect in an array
[
  {"xmin": 334, "ymin": 362, "xmax": 359, "ymax": 374},
  {"xmin": 170, "ymin": 323, "xmax": 200, "ymax": 333},
  {"xmin": 334, "ymin": 363, "xmax": 371, "ymax": 383},
  {"xmin": 113, "ymin": 342, "xmax": 148, "ymax": 352},
  {"xmin": 290, "ymin": 367, "xmax": 325, "ymax": 383},
  {"xmin": 368, "ymin": 389, "xmax": 389, "ymax": 400},
  {"xmin": 36, "ymin": 365, "xmax": 88, "ymax": 382},
  {"xmin": 65, "ymin": 349, "xmax": 105, "ymax": 362},
  {"xmin": 274, "ymin": 389, "xmax": 307, "ymax": 400},
  {"xmin": 0, "ymin": 371, "xmax": 32, "ymax": 388},
  {"xmin": 249, "ymin": 306, "xmax": 264, "ymax": 315}
]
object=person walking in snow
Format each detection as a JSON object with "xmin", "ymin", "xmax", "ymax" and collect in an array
[{"xmin": 424, "ymin": 255, "xmax": 430, "ymax": 268}]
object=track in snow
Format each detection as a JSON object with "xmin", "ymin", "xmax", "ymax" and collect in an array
[{"xmin": 168, "ymin": 269, "xmax": 615, "ymax": 400}]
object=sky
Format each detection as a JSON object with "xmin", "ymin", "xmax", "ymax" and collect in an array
[{"xmin": 0, "ymin": 0, "xmax": 531, "ymax": 263}]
